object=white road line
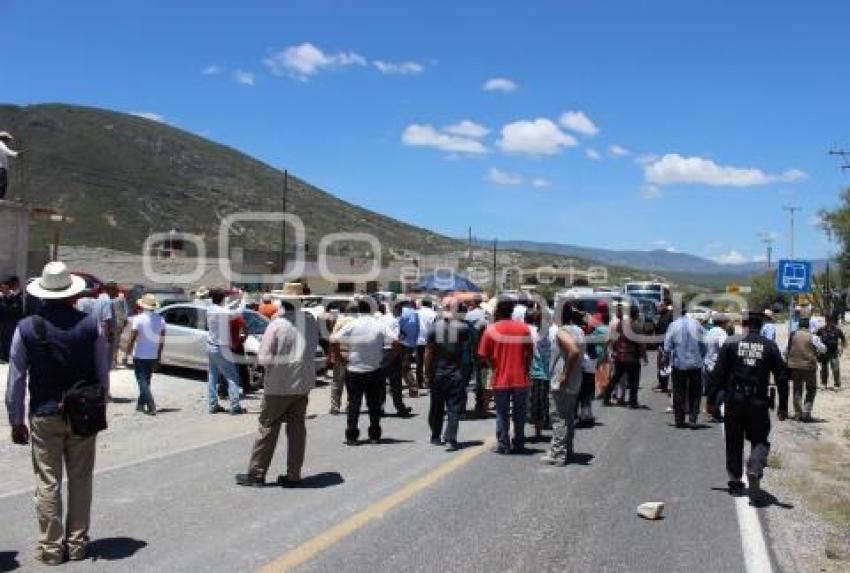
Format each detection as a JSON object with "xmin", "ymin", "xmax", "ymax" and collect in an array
[
  {"xmin": 0, "ymin": 429, "xmax": 256, "ymax": 501},
  {"xmin": 721, "ymin": 420, "xmax": 775, "ymax": 573}
]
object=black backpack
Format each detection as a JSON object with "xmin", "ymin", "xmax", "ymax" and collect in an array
[
  {"xmin": 820, "ymin": 327, "xmax": 840, "ymax": 356},
  {"xmin": 33, "ymin": 316, "xmax": 107, "ymax": 437}
]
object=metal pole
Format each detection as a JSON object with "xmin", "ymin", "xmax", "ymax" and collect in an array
[
  {"xmin": 281, "ymin": 170, "xmax": 288, "ymax": 275},
  {"xmin": 783, "ymin": 205, "xmax": 801, "ymax": 332},
  {"xmin": 492, "ymin": 238, "xmax": 498, "ymax": 294}
]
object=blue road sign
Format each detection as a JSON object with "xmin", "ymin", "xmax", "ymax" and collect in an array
[{"xmin": 775, "ymin": 259, "xmax": 813, "ymax": 293}]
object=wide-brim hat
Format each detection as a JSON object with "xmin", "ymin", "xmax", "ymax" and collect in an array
[
  {"xmin": 26, "ymin": 261, "xmax": 86, "ymax": 300},
  {"xmin": 137, "ymin": 293, "xmax": 160, "ymax": 310}
]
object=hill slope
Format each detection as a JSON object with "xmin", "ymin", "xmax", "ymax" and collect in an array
[{"xmin": 0, "ymin": 103, "xmax": 459, "ymax": 255}]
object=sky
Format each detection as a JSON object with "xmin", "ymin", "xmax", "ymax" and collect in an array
[{"xmin": 3, "ymin": 0, "xmax": 850, "ymax": 264}]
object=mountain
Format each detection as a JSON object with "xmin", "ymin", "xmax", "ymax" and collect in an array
[
  {"xmin": 487, "ymin": 240, "xmax": 827, "ymax": 277},
  {"xmin": 0, "ymin": 103, "xmax": 460, "ymax": 255}
]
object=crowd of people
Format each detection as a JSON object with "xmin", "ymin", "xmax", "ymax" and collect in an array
[{"xmin": 4, "ymin": 260, "xmax": 847, "ymax": 565}]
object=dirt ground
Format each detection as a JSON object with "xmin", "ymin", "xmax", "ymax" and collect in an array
[{"xmin": 763, "ymin": 325, "xmax": 850, "ymax": 572}]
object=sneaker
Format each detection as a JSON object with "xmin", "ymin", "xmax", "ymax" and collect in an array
[
  {"xmin": 492, "ymin": 445, "xmax": 510, "ymax": 455},
  {"xmin": 728, "ymin": 480, "xmax": 746, "ymax": 496},
  {"xmin": 33, "ymin": 550, "xmax": 65, "ymax": 566},
  {"xmin": 209, "ymin": 405, "xmax": 225, "ymax": 414},
  {"xmin": 230, "ymin": 407, "xmax": 247, "ymax": 416},
  {"xmin": 396, "ymin": 406, "xmax": 413, "ymax": 418},
  {"xmin": 430, "ymin": 438, "xmax": 444, "ymax": 446},
  {"xmin": 235, "ymin": 473, "xmax": 266, "ymax": 487},
  {"xmin": 540, "ymin": 454, "xmax": 567, "ymax": 467},
  {"xmin": 67, "ymin": 545, "xmax": 87, "ymax": 561},
  {"xmin": 276, "ymin": 475, "xmax": 302, "ymax": 488},
  {"xmin": 445, "ymin": 441, "xmax": 460, "ymax": 452}
]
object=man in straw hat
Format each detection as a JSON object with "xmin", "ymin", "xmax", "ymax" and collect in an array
[
  {"xmin": 5, "ymin": 261, "xmax": 110, "ymax": 564},
  {"xmin": 126, "ymin": 293, "xmax": 166, "ymax": 415},
  {"xmin": 0, "ymin": 131, "xmax": 20, "ymax": 200}
]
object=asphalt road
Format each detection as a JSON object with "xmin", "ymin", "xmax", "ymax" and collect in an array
[{"xmin": 0, "ymin": 357, "xmax": 775, "ymax": 572}]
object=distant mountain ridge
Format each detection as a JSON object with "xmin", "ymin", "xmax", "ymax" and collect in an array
[{"xmin": 480, "ymin": 239, "xmax": 826, "ymax": 277}]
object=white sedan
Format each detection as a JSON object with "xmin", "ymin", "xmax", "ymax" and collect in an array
[{"xmin": 154, "ymin": 304, "xmax": 327, "ymax": 388}]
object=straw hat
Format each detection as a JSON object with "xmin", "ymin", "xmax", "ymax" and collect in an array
[
  {"xmin": 282, "ymin": 282, "xmax": 304, "ymax": 296},
  {"xmin": 26, "ymin": 262, "xmax": 86, "ymax": 300},
  {"xmin": 137, "ymin": 293, "xmax": 160, "ymax": 310}
]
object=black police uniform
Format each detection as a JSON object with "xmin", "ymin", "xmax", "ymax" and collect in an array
[{"xmin": 711, "ymin": 329, "xmax": 788, "ymax": 487}]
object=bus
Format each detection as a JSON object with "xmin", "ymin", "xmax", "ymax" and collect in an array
[{"xmin": 623, "ymin": 281, "xmax": 671, "ymax": 304}]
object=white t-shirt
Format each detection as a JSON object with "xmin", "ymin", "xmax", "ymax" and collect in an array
[
  {"xmin": 416, "ymin": 306, "xmax": 437, "ymax": 346},
  {"xmin": 376, "ymin": 312, "xmax": 399, "ymax": 349},
  {"xmin": 0, "ymin": 140, "xmax": 17, "ymax": 169},
  {"xmin": 132, "ymin": 311, "xmax": 165, "ymax": 359},
  {"xmin": 331, "ymin": 315, "xmax": 398, "ymax": 373}
]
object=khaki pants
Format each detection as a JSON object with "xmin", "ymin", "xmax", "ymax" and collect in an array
[
  {"xmin": 30, "ymin": 415, "xmax": 97, "ymax": 559},
  {"xmin": 248, "ymin": 395, "xmax": 309, "ymax": 481}
]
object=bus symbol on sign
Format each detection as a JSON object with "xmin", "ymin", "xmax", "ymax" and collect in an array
[{"xmin": 775, "ymin": 260, "xmax": 812, "ymax": 294}]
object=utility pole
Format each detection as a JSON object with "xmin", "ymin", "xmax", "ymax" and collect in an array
[
  {"xmin": 492, "ymin": 238, "xmax": 498, "ymax": 294},
  {"xmin": 281, "ymin": 170, "xmax": 288, "ymax": 275},
  {"xmin": 783, "ymin": 205, "xmax": 801, "ymax": 259},
  {"xmin": 758, "ymin": 232, "xmax": 775, "ymax": 270},
  {"xmin": 783, "ymin": 205, "xmax": 801, "ymax": 331}
]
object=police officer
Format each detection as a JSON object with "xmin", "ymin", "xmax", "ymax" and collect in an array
[{"xmin": 711, "ymin": 311, "xmax": 788, "ymax": 496}]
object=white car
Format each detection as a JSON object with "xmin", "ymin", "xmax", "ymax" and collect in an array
[{"xmin": 155, "ymin": 304, "xmax": 327, "ymax": 387}]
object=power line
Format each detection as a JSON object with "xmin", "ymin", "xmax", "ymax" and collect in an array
[{"xmin": 829, "ymin": 149, "xmax": 850, "ymax": 170}]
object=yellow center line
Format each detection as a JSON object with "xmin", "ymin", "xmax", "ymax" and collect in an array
[{"xmin": 259, "ymin": 437, "xmax": 495, "ymax": 573}]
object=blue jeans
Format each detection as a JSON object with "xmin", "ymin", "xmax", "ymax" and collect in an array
[
  {"xmin": 207, "ymin": 345, "xmax": 242, "ymax": 412},
  {"xmin": 133, "ymin": 358, "xmax": 157, "ymax": 412},
  {"xmin": 494, "ymin": 388, "xmax": 529, "ymax": 451}
]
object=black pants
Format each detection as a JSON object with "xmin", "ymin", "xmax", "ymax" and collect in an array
[
  {"xmin": 382, "ymin": 351, "xmax": 407, "ymax": 413},
  {"xmin": 415, "ymin": 345, "xmax": 426, "ymax": 389},
  {"xmin": 0, "ymin": 168, "xmax": 7, "ymax": 200},
  {"xmin": 672, "ymin": 368, "xmax": 703, "ymax": 424},
  {"xmin": 606, "ymin": 361, "xmax": 640, "ymax": 405},
  {"xmin": 578, "ymin": 372, "xmax": 595, "ymax": 411},
  {"xmin": 429, "ymin": 374, "xmax": 464, "ymax": 443},
  {"xmin": 656, "ymin": 350, "xmax": 669, "ymax": 390},
  {"xmin": 345, "ymin": 369, "xmax": 384, "ymax": 442},
  {"xmin": 724, "ymin": 394, "xmax": 771, "ymax": 480}
]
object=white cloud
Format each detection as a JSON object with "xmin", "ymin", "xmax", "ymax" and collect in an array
[
  {"xmin": 264, "ymin": 42, "xmax": 366, "ymax": 80},
  {"xmin": 712, "ymin": 250, "xmax": 750, "ymax": 265},
  {"xmin": 651, "ymin": 239, "xmax": 677, "ymax": 253},
  {"xmin": 585, "ymin": 148, "xmax": 602, "ymax": 161},
  {"xmin": 634, "ymin": 153, "xmax": 659, "ymax": 166},
  {"xmin": 442, "ymin": 120, "xmax": 489, "ymax": 139},
  {"xmin": 559, "ymin": 110, "xmax": 599, "ymax": 136},
  {"xmin": 130, "ymin": 111, "xmax": 166, "ymax": 123},
  {"xmin": 402, "ymin": 124, "xmax": 488, "ymax": 154},
  {"xmin": 531, "ymin": 178, "xmax": 552, "ymax": 189},
  {"xmin": 643, "ymin": 153, "xmax": 807, "ymax": 187},
  {"xmin": 497, "ymin": 118, "xmax": 577, "ymax": 156},
  {"xmin": 608, "ymin": 144, "xmax": 631, "ymax": 158},
  {"xmin": 486, "ymin": 168, "xmax": 524, "ymax": 186},
  {"xmin": 233, "ymin": 69, "xmax": 255, "ymax": 86},
  {"xmin": 202, "ymin": 65, "xmax": 222, "ymax": 75},
  {"xmin": 373, "ymin": 60, "xmax": 424, "ymax": 75},
  {"xmin": 779, "ymin": 168, "xmax": 808, "ymax": 182},
  {"xmin": 640, "ymin": 184, "xmax": 662, "ymax": 199},
  {"xmin": 482, "ymin": 77, "xmax": 518, "ymax": 93}
]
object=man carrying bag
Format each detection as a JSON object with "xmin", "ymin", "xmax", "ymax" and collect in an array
[{"xmin": 5, "ymin": 262, "xmax": 110, "ymax": 565}]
